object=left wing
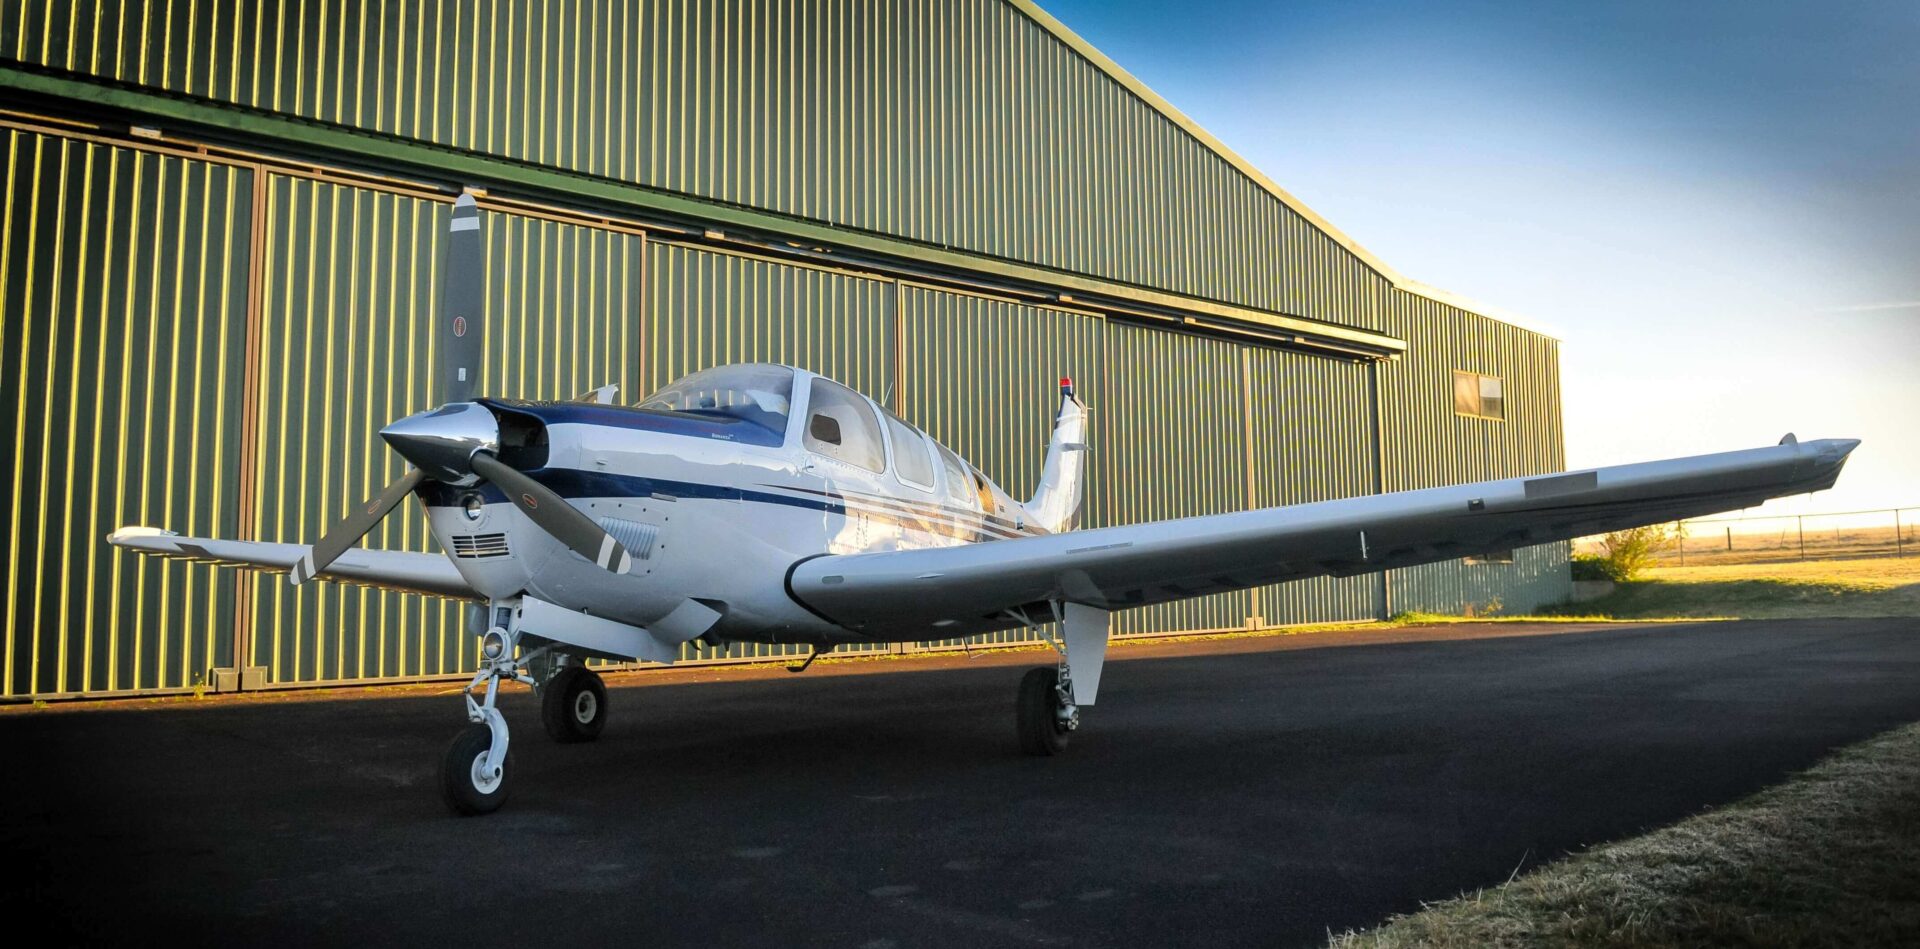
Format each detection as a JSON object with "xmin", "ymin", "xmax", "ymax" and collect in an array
[
  {"xmin": 108, "ymin": 527, "xmax": 478, "ymax": 600},
  {"xmin": 787, "ymin": 437, "xmax": 1858, "ymax": 637}
]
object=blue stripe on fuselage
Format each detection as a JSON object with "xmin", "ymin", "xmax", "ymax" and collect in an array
[{"xmin": 414, "ymin": 469, "xmax": 1033, "ymax": 541}]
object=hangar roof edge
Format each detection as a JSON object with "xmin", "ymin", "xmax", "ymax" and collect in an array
[{"xmin": 1009, "ymin": 1, "xmax": 1563, "ymax": 342}]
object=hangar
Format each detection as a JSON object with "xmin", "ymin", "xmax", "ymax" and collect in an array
[{"xmin": 0, "ymin": 0, "xmax": 1567, "ymax": 701}]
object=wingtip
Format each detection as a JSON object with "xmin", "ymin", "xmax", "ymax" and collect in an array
[{"xmin": 107, "ymin": 525, "xmax": 177, "ymax": 546}]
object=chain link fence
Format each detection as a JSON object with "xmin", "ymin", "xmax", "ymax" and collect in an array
[{"xmin": 1576, "ymin": 508, "xmax": 1919, "ymax": 567}]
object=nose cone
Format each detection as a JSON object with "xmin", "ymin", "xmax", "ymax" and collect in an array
[{"xmin": 380, "ymin": 402, "xmax": 499, "ymax": 483}]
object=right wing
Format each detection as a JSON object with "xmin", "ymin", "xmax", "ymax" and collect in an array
[
  {"xmin": 787, "ymin": 437, "xmax": 1858, "ymax": 637},
  {"xmin": 108, "ymin": 527, "xmax": 478, "ymax": 600}
]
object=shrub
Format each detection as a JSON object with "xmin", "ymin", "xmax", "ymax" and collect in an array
[
  {"xmin": 1570, "ymin": 554, "xmax": 1615, "ymax": 582},
  {"xmin": 1596, "ymin": 524, "xmax": 1679, "ymax": 581}
]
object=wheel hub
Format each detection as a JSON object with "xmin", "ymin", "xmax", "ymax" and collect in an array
[
  {"xmin": 573, "ymin": 689, "xmax": 598, "ymax": 724},
  {"xmin": 469, "ymin": 751, "xmax": 503, "ymax": 794}
]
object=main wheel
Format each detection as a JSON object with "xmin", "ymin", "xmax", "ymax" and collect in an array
[
  {"xmin": 541, "ymin": 665, "xmax": 608, "ymax": 743},
  {"xmin": 1017, "ymin": 667, "xmax": 1073, "ymax": 756},
  {"xmin": 441, "ymin": 723, "xmax": 511, "ymax": 816}
]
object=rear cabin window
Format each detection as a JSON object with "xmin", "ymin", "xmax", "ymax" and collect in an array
[
  {"xmin": 882, "ymin": 412, "xmax": 936, "ymax": 489},
  {"xmin": 936, "ymin": 443, "xmax": 973, "ymax": 506},
  {"xmin": 803, "ymin": 378, "xmax": 886, "ymax": 473},
  {"xmin": 1452, "ymin": 371, "xmax": 1505, "ymax": 420}
]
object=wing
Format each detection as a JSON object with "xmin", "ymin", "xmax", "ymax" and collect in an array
[
  {"xmin": 787, "ymin": 437, "xmax": 1859, "ymax": 637},
  {"xmin": 108, "ymin": 527, "xmax": 479, "ymax": 600}
]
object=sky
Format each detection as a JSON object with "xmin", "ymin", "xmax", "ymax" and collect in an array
[{"xmin": 1042, "ymin": 0, "xmax": 1918, "ymax": 520}]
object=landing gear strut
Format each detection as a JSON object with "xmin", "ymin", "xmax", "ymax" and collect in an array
[{"xmin": 442, "ymin": 624, "xmax": 540, "ymax": 816}]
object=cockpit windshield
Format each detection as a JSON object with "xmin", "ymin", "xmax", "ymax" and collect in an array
[{"xmin": 637, "ymin": 364, "xmax": 794, "ymax": 437}]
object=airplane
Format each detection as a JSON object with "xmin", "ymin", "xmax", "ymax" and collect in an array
[{"xmin": 109, "ymin": 195, "xmax": 1860, "ymax": 815}]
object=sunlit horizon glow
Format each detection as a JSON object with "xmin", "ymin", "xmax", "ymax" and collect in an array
[{"xmin": 1041, "ymin": 0, "xmax": 1918, "ymax": 517}]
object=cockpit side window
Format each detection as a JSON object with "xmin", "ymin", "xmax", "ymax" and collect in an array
[
  {"xmin": 935, "ymin": 443, "xmax": 973, "ymax": 506},
  {"xmin": 882, "ymin": 412, "xmax": 936, "ymax": 490},
  {"xmin": 802, "ymin": 378, "xmax": 886, "ymax": 473}
]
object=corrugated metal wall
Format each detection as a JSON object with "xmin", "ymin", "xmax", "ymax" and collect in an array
[
  {"xmin": 1, "ymin": 0, "xmax": 1574, "ymax": 697},
  {"xmin": 0, "ymin": 129, "xmax": 250, "ymax": 698},
  {"xmin": 3, "ymin": 0, "xmax": 1380, "ymax": 330},
  {"xmin": 1378, "ymin": 289, "xmax": 1571, "ymax": 614}
]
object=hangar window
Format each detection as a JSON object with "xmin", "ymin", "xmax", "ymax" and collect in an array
[
  {"xmin": 1466, "ymin": 549, "xmax": 1515, "ymax": 565},
  {"xmin": 881, "ymin": 411, "xmax": 936, "ymax": 490},
  {"xmin": 803, "ymin": 378, "xmax": 886, "ymax": 473},
  {"xmin": 1453, "ymin": 371, "xmax": 1505, "ymax": 420}
]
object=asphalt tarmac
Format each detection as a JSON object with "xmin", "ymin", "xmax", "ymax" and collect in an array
[{"xmin": 6, "ymin": 618, "xmax": 1919, "ymax": 947}]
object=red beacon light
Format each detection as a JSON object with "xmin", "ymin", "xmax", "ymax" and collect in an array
[{"xmin": 1059, "ymin": 376, "xmax": 1074, "ymax": 398}]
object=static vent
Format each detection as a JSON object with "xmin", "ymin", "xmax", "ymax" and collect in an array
[
  {"xmin": 451, "ymin": 533, "xmax": 511, "ymax": 559},
  {"xmin": 596, "ymin": 517, "xmax": 659, "ymax": 560}
]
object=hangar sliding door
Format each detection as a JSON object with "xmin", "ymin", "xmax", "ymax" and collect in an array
[
  {"xmin": 645, "ymin": 242, "xmax": 896, "ymax": 660},
  {"xmin": 1245, "ymin": 348, "xmax": 1384, "ymax": 624},
  {"xmin": 0, "ymin": 130, "xmax": 251, "ymax": 698},
  {"xmin": 898, "ymin": 285, "xmax": 1106, "ymax": 646},
  {"xmin": 243, "ymin": 177, "xmax": 646, "ymax": 686},
  {"xmin": 1103, "ymin": 324, "xmax": 1253, "ymax": 635}
]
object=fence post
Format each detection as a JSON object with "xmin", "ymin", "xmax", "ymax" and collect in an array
[
  {"xmin": 1898, "ymin": 509, "xmax": 1905, "ymax": 558},
  {"xmin": 1676, "ymin": 521, "xmax": 1685, "ymax": 566},
  {"xmin": 1798, "ymin": 516, "xmax": 1806, "ymax": 561},
  {"xmin": 1726, "ymin": 526, "xmax": 1732, "ymax": 552}
]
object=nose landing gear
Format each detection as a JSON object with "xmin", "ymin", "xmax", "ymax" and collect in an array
[{"xmin": 442, "ymin": 625, "xmax": 540, "ymax": 816}]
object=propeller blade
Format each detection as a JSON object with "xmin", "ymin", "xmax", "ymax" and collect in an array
[
  {"xmin": 469, "ymin": 453, "xmax": 633, "ymax": 574},
  {"xmin": 289, "ymin": 468, "xmax": 429, "ymax": 586},
  {"xmin": 442, "ymin": 193, "xmax": 485, "ymax": 404}
]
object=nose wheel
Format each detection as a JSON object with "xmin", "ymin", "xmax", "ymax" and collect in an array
[
  {"xmin": 442, "ymin": 723, "xmax": 513, "ymax": 814},
  {"xmin": 541, "ymin": 665, "xmax": 609, "ymax": 743}
]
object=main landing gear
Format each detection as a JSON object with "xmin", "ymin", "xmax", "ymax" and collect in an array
[
  {"xmin": 1016, "ymin": 665, "xmax": 1078, "ymax": 755},
  {"xmin": 541, "ymin": 664, "xmax": 609, "ymax": 743},
  {"xmin": 1011, "ymin": 601, "xmax": 1110, "ymax": 757},
  {"xmin": 440, "ymin": 622, "xmax": 611, "ymax": 815}
]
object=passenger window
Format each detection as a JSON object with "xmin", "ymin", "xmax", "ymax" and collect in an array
[
  {"xmin": 883, "ymin": 413, "xmax": 936, "ymax": 489},
  {"xmin": 970, "ymin": 467, "xmax": 998, "ymax": 513},
  {"xmin": 803, "ymin": 378, "xmax": 886, "ymax": 473},
  {"xmin": 936, "ymin": 443, "xmax": 972, "ymax": 505}
]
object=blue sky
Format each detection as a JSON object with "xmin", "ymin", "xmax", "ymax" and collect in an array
[{"xmin": 1041, "ymin": 0, "xmax": 1918, "ymax": 517}]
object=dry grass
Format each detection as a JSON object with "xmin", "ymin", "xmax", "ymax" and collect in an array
[
  {"xmin": 1566, "ymin": 558, "xmax": 1920, "ymax": 621},
  {"xmin": 1330, "ymin": 721, "xmax": 1920, "ymax": 948}
]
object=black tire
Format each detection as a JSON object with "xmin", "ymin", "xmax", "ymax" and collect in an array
[
  {"xmin": 441, "ymin": 723, "xmax": 511, "ymax": 816},
  {"xmin": 1017, "ymin": 667, "xmax": 1071, "ymax": 756},
  {"xmin": 541, "ymin": 666, "xmax": 608, "ymax": 743}
]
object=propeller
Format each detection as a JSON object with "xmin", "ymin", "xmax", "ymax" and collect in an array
[{"xmin": 288, "ymin": 192, "xmax": 633, "ymax": 586}]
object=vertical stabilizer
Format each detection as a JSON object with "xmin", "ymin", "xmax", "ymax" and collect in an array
[{"xmin": 1025, "ymin": 378, "xmax": 1090, "ymax": 533}]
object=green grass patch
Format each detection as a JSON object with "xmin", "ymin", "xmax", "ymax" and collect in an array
[{"xmin": 1330, "ymin": 720, "xmax": 1920, "ymax": 948}]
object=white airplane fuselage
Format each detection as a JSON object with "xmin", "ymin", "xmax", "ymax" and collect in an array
[{"xmin": 415, "ymin": 366, "xmax": 1050, "ymax": 648}]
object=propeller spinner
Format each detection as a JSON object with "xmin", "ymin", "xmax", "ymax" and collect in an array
[{"xmin": 288, "ymin": 193, "xmax": 634, "ymax": 586}]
